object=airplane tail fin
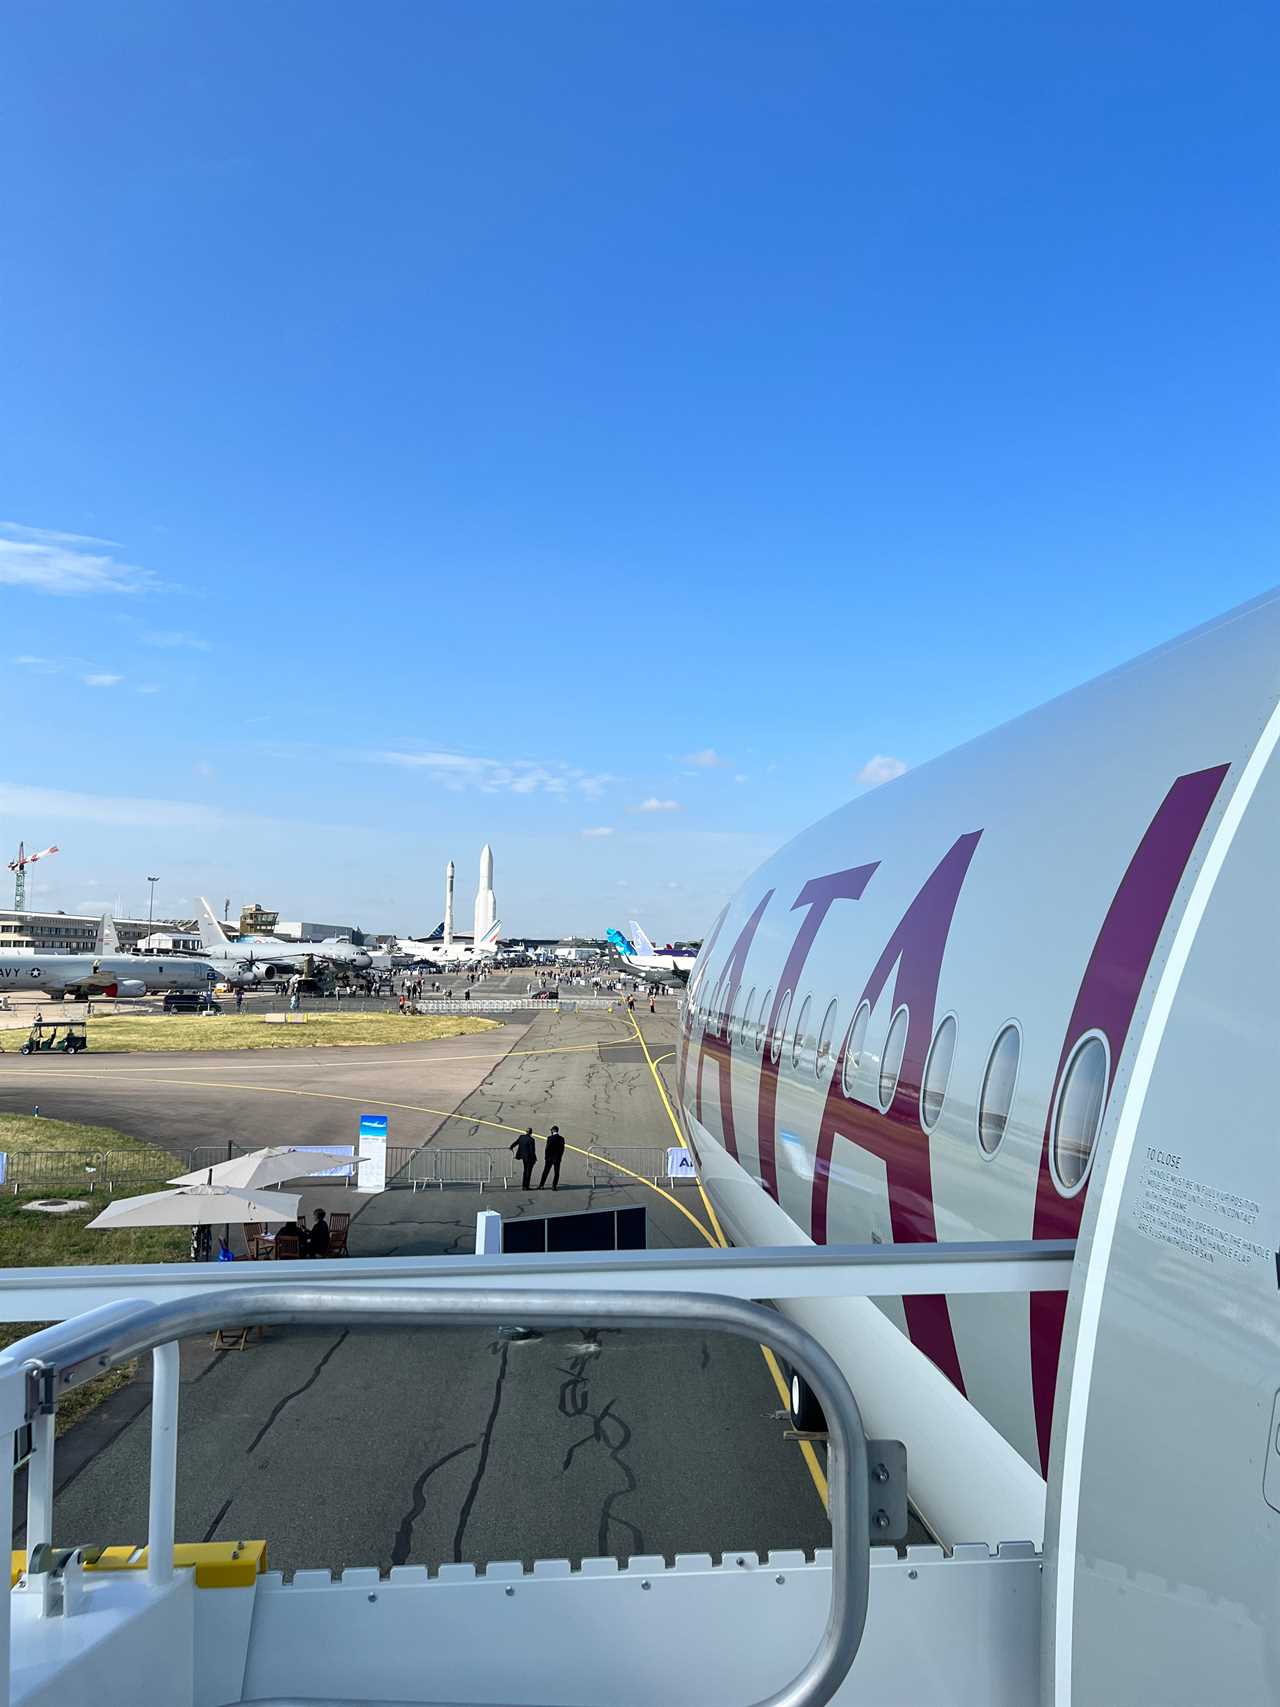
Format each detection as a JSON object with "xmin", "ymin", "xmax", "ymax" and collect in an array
[
  {"xmin": 606, "ymin": 928, "xmax": 636, "ymax": 957},
  {"xmin": 477, "ymin": 918, "xmax": 501, "ymax": 948},
  {"xmin": 196, "ymin": 897, "xmax": 232, "ymax": 954},
  {"xmin": 96, "ymin": 913, "xmax": 120, "ymax": 954},
  {"xmin": 628, "ymin": 920, "xmax": 657, "ymax": 956}
]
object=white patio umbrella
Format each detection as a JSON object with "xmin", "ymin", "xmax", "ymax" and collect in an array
[
  {"xmin": 87, "ymin": 1183, "xmax": 300, "ymax": 1229},
  {"xmin": 167, "ymin": 1146, "xmax": 354, "ymax": 1191}
]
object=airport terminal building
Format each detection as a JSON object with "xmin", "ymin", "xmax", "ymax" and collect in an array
[{"xmin": 0, "ymin": 909, "xmax": 198, "ymax": 953}]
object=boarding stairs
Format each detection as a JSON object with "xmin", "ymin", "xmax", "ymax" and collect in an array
[{"xmin": 0, "ymin": 1243, "xmax": 1068, "ymax": 1707}]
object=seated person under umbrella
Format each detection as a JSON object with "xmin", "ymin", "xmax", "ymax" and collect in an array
[{"xmin": 309, "ymin": 1207, "xmax": 331, "ymax": 1256}]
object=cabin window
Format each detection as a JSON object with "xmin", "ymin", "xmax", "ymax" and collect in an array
[
  {"xmin": 770, "ymin": 989, "xmax": 793, "ymax": 1062},
  {"xmin": 790, "ymin": 994, "xmax": 813, "ymax": 1069},
  {"xmin": 921, "ymin": 1014, "xmax": 957, "ymax": 1129},
  {"xmin": 878, "ymin": 1006, "xmax": 909, "ymax": 1109},
  {"xmin": 1052, "ymin": 1033, "xmax": 1108, "ymax": 1193},
  {"xmin": 756, "ymin": 989, "xmax": 773, "ymax": 1052},
  {"xmin": 978, "ymin": 1023, "xmax": 1021, "ymax": 1155},
  {"xmin": 841, "ymin": 1001, "xmax": 870, "ymax": 1096},
  {"xmin": 739, "ymin": 986, "xmax": 757, "ymax": 1046},
  {"xmin": 816, "ymin": 998, "xmax": 839, "ymax": 1078}
]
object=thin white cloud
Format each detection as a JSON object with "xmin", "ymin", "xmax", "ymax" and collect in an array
[
  {"xmin": 357, "ymin": 747, "xmax": 613, "ymax": 799},
  {"xmin": 734, "ymin": 773, "xmax": 749, "ymax": 784},
  {"xmin": 12, "ymin": 655, "xmax": 62, "ymax": 673},
  {"xmin": 0, "ymin": 781, "xmax": 227, "ymax": 831},
  {"xmin": 581, "ymin": 825, "xmax": 614, "ymax": 838},
  {"xmin": 136, "ymin": 684, "xmax": 160, "ymax": 695},
  {"xmin": 680, "ymin": 747, "xmax": 727, "ymax": 768},
  {"xmin": 630, "ymin": 797, "xmax": 681, "ymax": 813},
  {"xmin": 856, "ymin": 754, "xmax": 909, "ymax": 787},
  {"xmin": 0, "ymin": 523, "xmax": 161, "ymax": 596},
  {"xmin": 140, "ymin": 628, "xmax": 209, "ymax": 651},
  {"xmin": 0, "ymin": 521, "xmax": 119, "ymax": 548},
  {"xmin": 83, "ymin": 673, "xmax": 124, "ymax": 688}
]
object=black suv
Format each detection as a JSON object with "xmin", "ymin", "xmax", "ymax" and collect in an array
[{"xmin": 162, "ymin": 991, "xmax": 222, "ymax": 1014}]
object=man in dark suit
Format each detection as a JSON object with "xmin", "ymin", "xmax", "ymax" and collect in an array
[
  {"xmin": 509, "ymin": 1128, "xmax": 537, "ymax": 1190},
  {"xmin": 538, "ymin": 1126, "xmax": 566, "ymax": 1190}
]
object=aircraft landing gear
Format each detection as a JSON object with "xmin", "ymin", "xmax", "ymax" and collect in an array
[{"xmin": 787, "ymin": 1366, "xmax": 827, "ymax": 1435}]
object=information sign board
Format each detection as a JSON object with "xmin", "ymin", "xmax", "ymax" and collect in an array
[{"xmin": 356, "ymin": 1113, "xmax": 388, "ymax": 1194}]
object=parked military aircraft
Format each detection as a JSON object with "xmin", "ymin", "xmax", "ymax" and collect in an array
[
  {"xmin": 0, "ymin": 952, "xmax": 218, "ymax": 1001},
  {"xmin": 192, "ymin": 899, "xmax": 371, "ymax": 983}
]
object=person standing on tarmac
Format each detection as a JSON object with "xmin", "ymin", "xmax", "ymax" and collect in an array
[
  {"xmin": 538, "ymin": 1126, "xmax": 565, "ymax": 1190},
  {"xmin": 510, "ymin": 1127, "xmax": 537, "ymax": 1190}
]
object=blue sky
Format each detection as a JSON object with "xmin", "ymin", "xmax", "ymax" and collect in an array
[{"xmin": 4, "ymin": 2, "xmax": 1278, "ymax": 936}]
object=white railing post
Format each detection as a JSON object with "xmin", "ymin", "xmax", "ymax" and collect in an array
[
  {"xmin": 24, "ymin": 1408, "xmax": 54, "ymax": 1559},
  {"xmin": 147, "ymin": 1342, "xmax": 179, "ymax": 1587},
  {"xmin": 0, "ymin": 1429, "xmax": 12, "ymax": 1707}
]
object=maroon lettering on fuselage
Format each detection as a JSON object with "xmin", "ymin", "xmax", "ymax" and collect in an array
[
  {"xmin": 1027, "ymin": 762, "xmax": 1229, "ymax": 1472},
  {"xmin": 681, "ymin": 766, "xmax": 1228, "ymax": 1421},
  {"xmin": 693, "ymin": 891, "xmax": 773, "ymax": 1160},
  {"xmin": 756, "ymin": 865, "xmax": 881, "ymax": 1199},
  {"xmin": 808, "ymin": 833, "xmax": 983, "ymax": 1392},
  {"xmin": 677, "ymin": 903, "xmax": 728, "ymax": 1119}
]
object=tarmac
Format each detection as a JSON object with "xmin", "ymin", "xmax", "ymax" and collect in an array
[{"xmin": 0, "ymin": 977, "xmax": 831, "ymax": 1574}]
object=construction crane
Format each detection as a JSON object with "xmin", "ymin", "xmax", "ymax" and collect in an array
[{"xmin": 8, "ymin": 841, "xmax": 59, "ymax": 911}]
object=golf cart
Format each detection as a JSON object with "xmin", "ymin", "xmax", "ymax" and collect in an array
[{"xmin": 18, "ymin": 1019, "xmax": 88, "ymax": 1056}]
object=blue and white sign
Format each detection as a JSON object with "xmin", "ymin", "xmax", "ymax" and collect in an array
[
  {"xmin": 357, "ymin": 1113, "xmax": 388, "ymax": 1194},
  {"xmin": 666, "ymin": 1146, "xmax": 698, "ymax": 1182}
]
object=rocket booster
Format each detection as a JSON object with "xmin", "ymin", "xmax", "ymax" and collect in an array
[{"xmin": 473, "ymin": 844, "xmax": 497, "ymax": 944}]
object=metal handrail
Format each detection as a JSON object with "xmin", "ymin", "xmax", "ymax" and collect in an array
[
  {"xmin": 3, "ymin": 1286, "xmax": 870, "ymax": 1707},
  {"xmin": 0, "ymin": 1241, "xmax": 1078, "ymax": 1327}
]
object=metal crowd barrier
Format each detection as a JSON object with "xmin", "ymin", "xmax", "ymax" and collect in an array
[
  {"xmin": 1, "ymin": 1150, "xmax": 174, "ymax": 1195},
  {"xmin": 585, "ymin": 1146, "xmax": 679, "ymax": 1185},
  {"xmin": 409, "ymin": 1148, "xmax": 494, "ymax": 1191},
  {"xmin": 182, "ymin": 1144, "xmax": 250, "ymax": 1177},
  {"xmin": 409, "ymin": 998, "xmax": 622, "ymax": 1015}
]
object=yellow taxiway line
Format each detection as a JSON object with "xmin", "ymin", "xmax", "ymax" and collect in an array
[
  {"xmin": 626, "ymin": 1013, "xmax": 830, "ymax": 1512},
  {"xmin": 5, "ymin": 1015, "xmax": 829, "ymax": 1511},
  {"xmin": 0, "ymin": 1064, "xmax": 716, "ymax": 1243}
]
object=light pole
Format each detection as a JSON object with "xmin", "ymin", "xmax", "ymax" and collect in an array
[{"xmin": 146, "ymin": 876, "xmax": 159, "ymax": 953}]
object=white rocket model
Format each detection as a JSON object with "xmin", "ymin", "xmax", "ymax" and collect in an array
[
  {"xmin": 473, "ymin": 844, "xmax": 496, "ymax": 944},
  {"xmin": 443, "ymin": 859, "xmax": 455, "ymax": 952}
]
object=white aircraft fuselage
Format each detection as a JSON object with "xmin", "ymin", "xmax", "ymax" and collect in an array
[
  {"xmin": 397, "ymin": 918, "xmax": 501, "ymax": 967},
  {"xmin": 676, "ymin": 582, "xmax": 1280, "ymax": 1682}
]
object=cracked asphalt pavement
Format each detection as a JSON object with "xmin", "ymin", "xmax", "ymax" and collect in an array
[{"xmin": 4, "ymin": 979, "xmax": 831, "ymax": 1573}]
